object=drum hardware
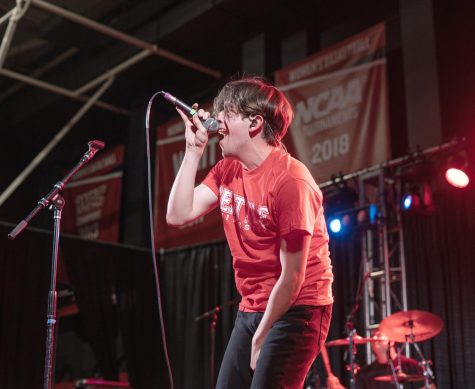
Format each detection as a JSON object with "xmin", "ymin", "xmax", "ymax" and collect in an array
[
  {"xmin": 379, "ymin": 310, "xmax": 443, "ymax": 389},
  {"xmin": 374, "ymin": 373, "xmax": 425, "ymax": 383},
  {"xmin": 323, "ymin": 310, "xmax": 443, "ymax": 389}
]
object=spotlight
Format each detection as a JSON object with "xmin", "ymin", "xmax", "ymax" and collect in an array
[
  {"xmin": 323, "ymin": 183, "xmax": 358, "ymax": 235},
  {"xmin": 401, "ymin": 182, "xmax": 433, "ymax": 214},
  {"xmin": 402, "ymin": 194, "xmax": 415, "ymax": 210},
  {"xmin": 329, "ymin": 218, "xmax": 342, "ymax": 234},
  {"xmin": 356, "ymin": 204, "xmax": 379, "ymax": 225},
  {"xmin": 445, "ymin": 153, "xmax": 470, "ymax": 188},
  {"xmin": 445, "ymin": 168, "xmax": 469, "ymax": 188}
]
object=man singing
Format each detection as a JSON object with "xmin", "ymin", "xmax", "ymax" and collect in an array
[{"xmin": 167, "ymin": 76, "xmax": 333, "ymax": 388}]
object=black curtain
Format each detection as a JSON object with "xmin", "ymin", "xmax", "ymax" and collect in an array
[
  {"xmin": 403, "ymin": 186, "xmax": 475, "ymax": 388},
  {"xmin": 61, "ymin": 238, "xmax": 121, "ymax": 380},
  {"xmin": 156, "ymin": 242, "xmax": 237, "ymax": 389},
  {"xmin": 2, "ymin": 182, "xmax": 474, "ymax": 389},
  {"xmin": 0, "ymin": 223, "xmax": 50, "ymax": 389},
  {"xmin": 324, "ymin": 228, "xmax": 365, "ymax": 386}
]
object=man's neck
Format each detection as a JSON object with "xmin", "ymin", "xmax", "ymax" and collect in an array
[{"xmin": 239, "ymin": 143, "xmax": 276, "ymax": 171}]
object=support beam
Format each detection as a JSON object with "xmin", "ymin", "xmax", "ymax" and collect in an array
[
  {"xmin": 0, "ymin": 0, "xmax": 32, "ymax": 68},
  {"xmin": 0, "ymin": 67, "xmax": 129, "ymax": 115},
  {"xmin": 31, "ymin": 0, "xmax": 221, "ymax": 79},
  {"xmin": 0, "ymin": 77, "xmax": 114, "ymax": 207}
]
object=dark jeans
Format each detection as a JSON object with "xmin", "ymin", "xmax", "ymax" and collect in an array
[{"xmin": 216, "ymin": 304, "xmax": 332, "ymax": 389}]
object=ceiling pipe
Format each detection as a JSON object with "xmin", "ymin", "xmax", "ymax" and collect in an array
[
  {"xmin": 0, "ymin": 76, "xmax": 115, "ymax": 208},
  {"xmin": 0, "ymin": 67, "xmax": 129, "ymax": 115},
  {"xmin": 0, "ymin": 0, "xmax": 32, "ymax": 68},
  {"xmin": 31, "ymin": 0, "xmax": 221, "ymax": 79}
]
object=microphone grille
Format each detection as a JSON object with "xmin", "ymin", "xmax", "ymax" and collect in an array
[
  {"xmin": 88, "ymin": 140, "xmax": 105, "ymax": 150},
  {"xmin": 203, "ymin": 118, "xmax": 219, "ymax": 133}
]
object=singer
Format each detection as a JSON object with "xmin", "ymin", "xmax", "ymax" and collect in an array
[{"xmin": 166, "ymin": 76, "xmax": 333, "ymax": 389}]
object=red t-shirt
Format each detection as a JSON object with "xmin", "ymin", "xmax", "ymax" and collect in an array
[{"xmin": 202, "ymin": 147, "xmax": 333, "ymax": 312}]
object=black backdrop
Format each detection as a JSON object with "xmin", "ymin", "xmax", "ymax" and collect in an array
[{"xmin": 0, "ymin": 183, "xmax": 474, "ymax": 389}]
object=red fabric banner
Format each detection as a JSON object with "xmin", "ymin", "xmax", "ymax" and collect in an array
[
  {"xmin": 154, "ymin": 109, "xmax": 225, "ymax": 248},
  {"xmin": 61, "ymin": 145, "xmax": 124, "ymax": 242},
  {"xmin": 275, "ymin": 23, "xmax": 390, "ymax": 183}
]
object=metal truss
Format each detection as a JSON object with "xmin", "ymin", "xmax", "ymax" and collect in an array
[
  {"xmin": 0, "ymin": 0, "xmax": 222, "ymax": 207},
  {"xmin": 357, "ymin": 167, "xmax": 408, "ymax": 364},
  {"xmin": 320, "ymin": 138, "xmax": 463, "ymax": 364}
]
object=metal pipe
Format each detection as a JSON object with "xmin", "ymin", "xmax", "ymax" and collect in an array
[
  {"xmin": 0, "ymin": 8, "xmax": 14, "ymax": 26},
  {"xmin": 0, "ymin": 67, "xmax": 76, "ymax": 97},
  {"xmin": 74, "ymin": 49, "xmax": 151, "ymax": 95},
  {"xmin": 31, "ymin": 0, "xmax": 221, "ymax": 79},
  {"xmin": 0, "ymin": 77, "xmax": 114, "ymax": 207},
  {"xmin": 0, "ymin": 67, "xmax": 129, "ymax": 115},
  {"xmin": 0, "ymin": 0, "xmax": 32, "ymax": 68},
  {"xmin": 0, "ymin": 47, "xmax": 78, "ymax": 101},
  {"xmin": 319, "ymin": 139, "xmax": 461, "ymax": 188}
]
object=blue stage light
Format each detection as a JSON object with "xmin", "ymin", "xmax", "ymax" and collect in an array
[
  {"xmin": 329, "ymin": 218, "xmax": 342, "ymax": 234},
  {"xmin": 402, "ymin": 194, "xmax": 413, "ymax": 210}
]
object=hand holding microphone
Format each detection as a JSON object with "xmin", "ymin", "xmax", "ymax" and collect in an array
[{"xmin": 162, "ymin": 92, "xmax": 219, "ymax": 133}]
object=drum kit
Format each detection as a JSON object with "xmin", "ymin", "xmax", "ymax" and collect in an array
[{"xmin": 324, "ymin": 310, "xmax": 443, "ymax": 388}]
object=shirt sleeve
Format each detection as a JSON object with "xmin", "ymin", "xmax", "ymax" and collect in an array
[
  {"xmin": 202, "ymin": 159, "xmax": 224, "ymax": 196},
  {"xmin": 275, "ymin": 178, "xmax": 322, "ymax": 237}
]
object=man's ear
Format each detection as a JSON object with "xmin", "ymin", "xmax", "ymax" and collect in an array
[{"xmin": 248, "ymin": 114, "xmax": 264, "ymax": 138}]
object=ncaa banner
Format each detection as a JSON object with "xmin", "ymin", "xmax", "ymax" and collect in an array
[
  {"xmin": 154, "ymin": 111, "xmax": 225, "ymax": 248},
  {"xmin": 62, "ymin": 145, "xmax": 124, "ymax": 242},
  {"xmin": 275, "ymin": 23, "xmax": 390, "ymax": 182}
]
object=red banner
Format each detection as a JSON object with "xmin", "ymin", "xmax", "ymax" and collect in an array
[
  {"xmin": 61, "ymin": 145, "xmax": 124, "ymax": 242},
  {"xmin": 275, "ymin": 23, "xmax": 390, "ymax": 183},
  {"xmin": 154, "ymin": 110, "xmax": 225, "ymax": 248}
]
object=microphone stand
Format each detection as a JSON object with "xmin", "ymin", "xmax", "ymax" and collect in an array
[
  {"xmin": 8, "ymin": 140, "xmax": 105, "ymax": 389},
  {"xmin": 195, "ymin": 299, "xmax": 237, "ymax": 389}
]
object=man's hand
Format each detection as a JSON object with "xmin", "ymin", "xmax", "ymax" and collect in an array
[
  {"xmin": 175, "ymin": 104, "xmax": 210, "ymax": 155},
  {"xmin": 250, "ymin": 335, "xmax": 264, "ymax": 371},
  {"xmin": 327, "ymin": 374, "xmax": 345, "ymax": 389}
]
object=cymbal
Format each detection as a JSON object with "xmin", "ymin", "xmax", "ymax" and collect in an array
[
  {"xmin": 379, "ymin": 310, "xmax": 443, "ymax": 343},
  {"xmin": 326, "ymin": 334, "xmax": 373, "ymax": 347},
  {"xmin": 374, "ymin": 373, "xmax": 425, "ymax": 383}
]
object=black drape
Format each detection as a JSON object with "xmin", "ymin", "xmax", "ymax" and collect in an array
[
  {"xmin": 0, "ymin": 223, "xmax": 50, "ymax": 389},
  {"xmin": 403, "ymin": 186, "xmax": 475, "ymax": 388},
  {"xmin": 2, "ymin": 182, "xmax": 474, "ymax": 388},
  {"xmin": 156, "ymin": 241, "xmax": 237, "ymax": 389},
  {"xmin": 324, "ymin": 229, "xmax": 365, "ymax": 385},
  {"xmin": 61, "ymin": 238, "xmax": 121, "ymax": 380}
]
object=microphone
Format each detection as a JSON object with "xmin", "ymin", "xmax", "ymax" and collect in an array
[
  {"xmin": 88, "ymin": 140, "xmax": 105, "ymax": 150},
  {"xmin": 81, "ymin": 140, "xmax": 105, "ymax": 163},
  {"xmin": 162, "ymin": 91, "xmax": 219, "ymax": 133}
]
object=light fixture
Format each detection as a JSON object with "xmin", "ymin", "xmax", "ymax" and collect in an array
[
  {"xmin": 323, "ymin": 183, "xmax": 358, "ymax": 236},
  {"xmin": 400, "ymin": 182, "xmax": 434, "ymax": 214},
  {"xmin": 445, "ymin": 152, "xmax": 470, "ymax": 188}
]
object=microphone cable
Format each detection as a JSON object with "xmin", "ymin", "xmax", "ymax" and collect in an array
[{"xmin": 144, "ymin": 91, "xmax": 174, "ymax": 389}]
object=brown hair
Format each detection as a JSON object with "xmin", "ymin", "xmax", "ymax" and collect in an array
[{"xmin": 213, "ymin": 76, "xmax": 294, "ymax": 146}]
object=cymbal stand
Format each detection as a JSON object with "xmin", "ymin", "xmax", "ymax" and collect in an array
[
  {"xmin": 407, "ymin": 334, "xmax": 433, "ymax": 389},
  {"xmin": 344, "ymin": 325, "xmax": 359, "ymax": 389},
  {"xmin": 387, "ymin": 345, "xmax": 402, "ymax": 389},
  {"xmin": 342, "ymin": 268, "xmax": 368, "ymax": 389},
  {"xmin": 405, "ymin": 323, "xmax": 434, "ymax": 389}
]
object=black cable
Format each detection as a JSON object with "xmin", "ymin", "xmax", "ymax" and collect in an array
[{"xmin": 144, "ymin": 90, "xmax": 174, "ymax": 389}]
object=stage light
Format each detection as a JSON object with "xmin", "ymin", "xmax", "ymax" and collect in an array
[
  {"xmin": 444, "ymin": 152, "xmax": 470, "ymax": 189},
  {"xmin": 329, "ymin": 218, "xmax": 342, "ymax": 233},
  {"xmin": 323, "ymin": 183, "xmax": 358, "ymax": 236},
  {"xmin": 400, "ymin": 183, "xmax": 432, "ymax": 213},
  {"xmin": 445, "ymin": 168, "xmax": 469, "ymax": 188},
  {"xmin": 402, "ymin": 194, "xmax": 414, "ymax": 210}
]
